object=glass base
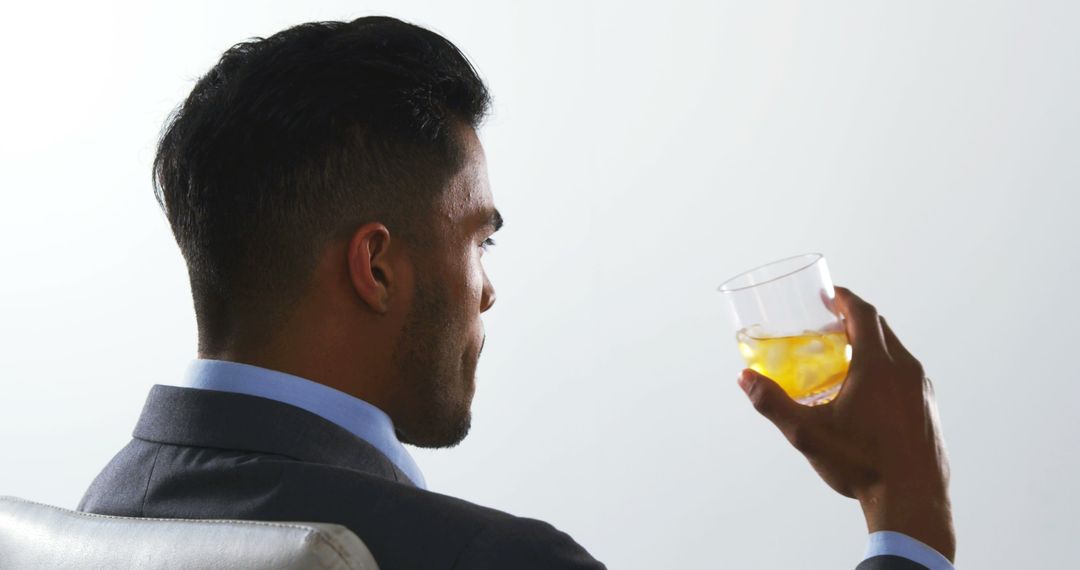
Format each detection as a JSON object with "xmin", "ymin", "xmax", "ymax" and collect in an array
[{"xmin": 796, "ymin": 381, "xmax": 843, "ymax": 406}]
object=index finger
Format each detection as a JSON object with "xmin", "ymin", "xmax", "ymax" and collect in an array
[{"xmin": 833, "ymin": 286, "xmax": 888, "ymax": 359}]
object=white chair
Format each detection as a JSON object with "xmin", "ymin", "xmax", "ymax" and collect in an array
[{"xmin": 0, "ymin": 495, "xmax": 379, "ymax": 569}]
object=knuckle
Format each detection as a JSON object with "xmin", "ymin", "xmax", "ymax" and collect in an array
[
  {"xmin": 789, "ymin": 425, "xmax": 815, "ymax": 454},
  {"xmin": 858, "ymin": 466, "xmax": 883, "ymax": 488},
  {"xmin": 749, "ymin": 386, "xmax": 773, "ymax": 414}
]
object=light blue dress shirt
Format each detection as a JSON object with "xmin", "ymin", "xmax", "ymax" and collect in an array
[
  {"xmin": 866, "ymin": 531, "xmax": 954, "ymax": 569},
  {"xmin": 181, "ymin": 358, "xmax": 426, "ymax": 489},
  {"xmin": 179, "ymin": 358, "xmax": 951, "ymax": 568}
]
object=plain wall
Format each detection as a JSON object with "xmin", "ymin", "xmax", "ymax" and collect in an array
[{"xmin": 1, "ymin": 1, "xmax": 1076, "ymax": 567}]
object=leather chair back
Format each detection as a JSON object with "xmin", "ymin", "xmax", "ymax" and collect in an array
[{"xmin": 0, "ymin": 496, "xmax": 379, "ymax": 569}]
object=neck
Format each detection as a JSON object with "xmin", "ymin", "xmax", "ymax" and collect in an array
[{"xmin": 200, "ymin": 325, "xmax": 396, "ymax": 417}]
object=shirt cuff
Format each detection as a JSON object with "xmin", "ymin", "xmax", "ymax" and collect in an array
[{"xmin": 864, "ymin": 531, "xmax": 954, "ymax": 570}]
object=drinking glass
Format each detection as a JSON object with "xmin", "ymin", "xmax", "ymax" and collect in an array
[{"xmin": 717, "ymin": 253, "xmax": 851, "ymax": 405}]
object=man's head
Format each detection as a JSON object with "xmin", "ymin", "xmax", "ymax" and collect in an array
[{"xmin": 153, "ymin": 16, "xmax": 499, "ymax": 448}]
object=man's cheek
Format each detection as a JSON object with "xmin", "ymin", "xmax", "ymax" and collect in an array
[{"xmin": 466, "ymin": 264, "xmax": 485, "ymax": 303}]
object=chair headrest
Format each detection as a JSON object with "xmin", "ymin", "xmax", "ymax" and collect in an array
[{"xmin": 0, "ymin": 496, "xmax": 378, "ymax": 569}]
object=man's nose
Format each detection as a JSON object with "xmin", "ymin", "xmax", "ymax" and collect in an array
[{"xmin": 480, "ymin": 272, "xmax": 496, "ymax": 313}]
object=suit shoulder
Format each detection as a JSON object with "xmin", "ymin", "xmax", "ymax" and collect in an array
[
  {"xmin": 271, "ymin": 458, "xmax": 514, "ymax": 524},
  {"xmin": 453, "ymin": 514, "xmax": 606, "ymax": 570},
  {"xmin": 269, "ymin": 461, "xmax": 604, "ymax": 568}
]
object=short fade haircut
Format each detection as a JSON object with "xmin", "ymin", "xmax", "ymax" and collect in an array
[{"xmin": 152, "ymin": 16, "xmax": 490, "ymax": 348}]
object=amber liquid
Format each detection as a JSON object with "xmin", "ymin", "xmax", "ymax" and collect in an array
[{"xmin": 737, "ymin": 328, "xmax": 851, "ymax": 405}]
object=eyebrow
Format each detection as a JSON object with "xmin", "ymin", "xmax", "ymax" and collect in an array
[{"xmin": 486, "ymin": 208, "xmax": 503, "ymax": 232}]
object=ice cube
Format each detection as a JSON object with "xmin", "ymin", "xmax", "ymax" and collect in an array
[{"xmin": 798, "ymin": 339, "xmax": 825, "ymax": 355}]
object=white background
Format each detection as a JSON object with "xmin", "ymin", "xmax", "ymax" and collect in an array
[{"xmin": 1, "ymin": 1, "xmax": 1077, "ymax": 568}]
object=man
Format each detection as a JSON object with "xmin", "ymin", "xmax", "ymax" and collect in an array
[{"xmin": 80, "ymin": 16, "xmax": 955, "ymax": 569}]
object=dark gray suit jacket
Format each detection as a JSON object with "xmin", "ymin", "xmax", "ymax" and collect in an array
[{"xmin": 79, "ymin": 385, "xmax": 927, "ymax": 569}]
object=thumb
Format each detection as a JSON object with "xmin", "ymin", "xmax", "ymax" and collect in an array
[{"xmin": 739, "ymin": 369, "xmax": 806, "ymax": 432}]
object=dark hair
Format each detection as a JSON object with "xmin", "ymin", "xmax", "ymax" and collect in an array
[{"xmin": 152, "ymin": 16, "xmax": 490, "ymax": 347}]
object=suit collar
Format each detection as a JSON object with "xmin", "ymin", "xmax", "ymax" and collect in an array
[
  {"xmin": 133, "ymin": 385, "xmax": 415, "ymax": 487},
  {"xmin": 181, "ymin": 358, "xmax": 426, "ymax": 489}
]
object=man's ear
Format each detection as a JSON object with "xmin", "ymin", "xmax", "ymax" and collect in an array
[{"xmin": 347, "ymin": 222, "xmax": 396, "ymax": 314}]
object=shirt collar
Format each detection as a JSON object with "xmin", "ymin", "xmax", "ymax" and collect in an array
[{"xmin": 181, "ymin": 358, "xmax": 426, "ymax": 489}]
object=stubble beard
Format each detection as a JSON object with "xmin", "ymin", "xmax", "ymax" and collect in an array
[{"xmin": 391, "ymin": 271, "xmax": 474, "ymax": 449}]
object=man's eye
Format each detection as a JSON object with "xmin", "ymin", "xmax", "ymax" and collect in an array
[{"xmin": 480, "ymin": 237, "xmax": 496, "ymax": 252}]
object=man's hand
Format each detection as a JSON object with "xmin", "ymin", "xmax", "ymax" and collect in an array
[{"xmin": 738, "ymin": 286, "xmax": 955, "ymax": 561}]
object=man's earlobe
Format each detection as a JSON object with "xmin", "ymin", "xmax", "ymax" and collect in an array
[{"xmin": 347, "ymin": 223, "xmax": 393, "ymax": 314}]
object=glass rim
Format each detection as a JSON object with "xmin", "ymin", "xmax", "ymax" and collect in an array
[{"xmin": 716, "ymin": 252, "xmax": 825, "ymax": 293}]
